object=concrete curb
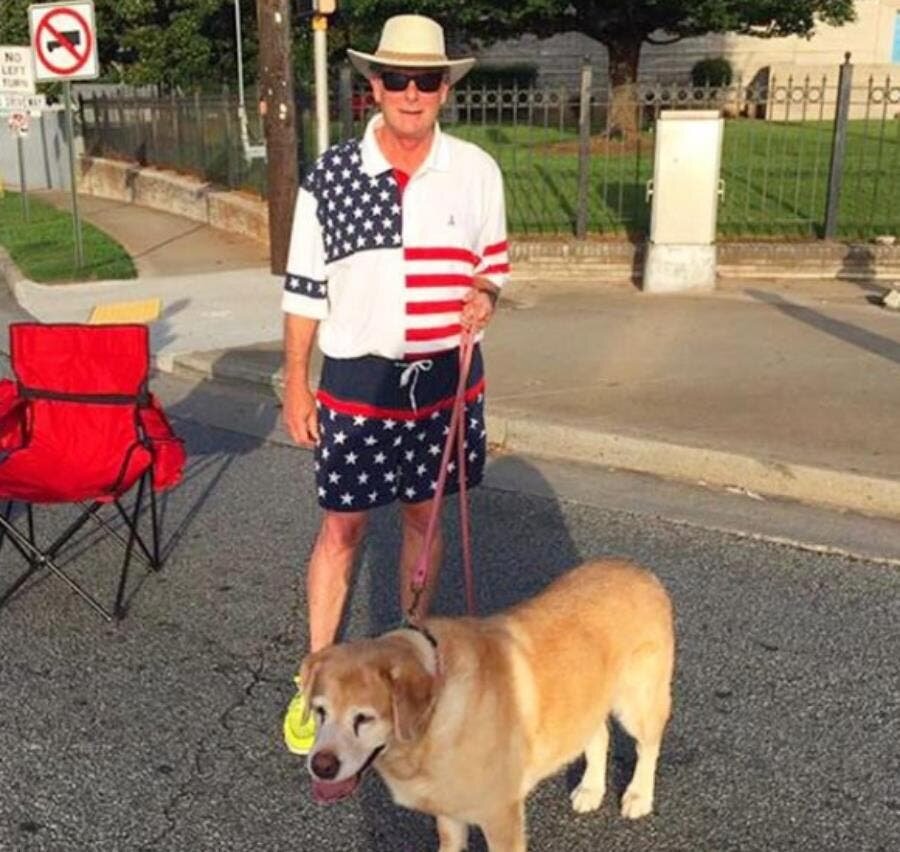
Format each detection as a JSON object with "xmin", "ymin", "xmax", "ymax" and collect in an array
[
  {"xmin": 166, "ymin": 349, "xmax": 900, "ymax": 521},
  {"xmin": 0, "ymin": 247, "xmax": 27, "ymax": 292},
  {"xmin": 486, "ymin": 416, "xmax": 900, "ymax": 521}
]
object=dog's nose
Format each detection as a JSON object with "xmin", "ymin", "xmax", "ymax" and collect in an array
[{"xmin": 311, "ymin": 750, "xmax": 341, "ymax": 780}]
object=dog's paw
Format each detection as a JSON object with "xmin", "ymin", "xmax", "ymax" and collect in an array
[
  {"xmin": 620, "ymin": 787, "xmax": 653, "ymax": 820},
  {"xmin": 570, "ymin": 783, "xmax": 605, "ymax": 813}
]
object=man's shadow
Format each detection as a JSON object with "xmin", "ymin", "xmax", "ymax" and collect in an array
[{"xmin": 344, "ymin": 454, "xmax": 629, "ymax": 851}]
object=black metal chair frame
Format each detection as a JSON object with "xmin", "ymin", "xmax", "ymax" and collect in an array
[{"xmin": 0, "ymin": 469, "xmax": 161, "ymax": 622}]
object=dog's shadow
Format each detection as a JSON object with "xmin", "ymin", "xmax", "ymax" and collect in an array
[
  {"xmin": 565, "ymin": 722, "xmax": 638, "ymax": 801},
  {"xmin": 350, "ymin": 455, "xmax": 639, "ymax": 851}
]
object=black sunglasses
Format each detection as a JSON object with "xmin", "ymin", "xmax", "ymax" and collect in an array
[{"xmin": 379, "ymin": 70, "xmax": 445, "ymax": 93}]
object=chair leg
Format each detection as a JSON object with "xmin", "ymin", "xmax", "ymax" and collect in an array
[
  {"xmin": 0, "ymin": 501, "xmax": 11, "ymax": 555},
  {"xmin": 113, "ymin": 472, "xmax": 146, "ymax": 619},
  {"xmin": 149, "ymin": 481, "xmax": 160, "ymax": 569},
  {"xmin": 89, "ymin": 503, "xmax": 154, "ymax": 569},
  {"xmin": 0, "ymin": 510, "xmax": 114, "ymax": 621},
  {"xmin": 45, "ymin": 502, "xmax": 102, "ymax": 560},
  {"xmin": 0, "ymin": 509, "xmax": 42, "ymax": 609},
  {"xmin": 26, "ymin": 504, "xmax": 36, "ymax": 568}
]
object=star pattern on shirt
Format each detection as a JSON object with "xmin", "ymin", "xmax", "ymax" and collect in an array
[
  {"xmin": 306, "ymin": 140, "xmax": 403, "ymax": 264},
  {"xmin": 283, "ymin": 274, "xmax": 327, "ymax": 299}
]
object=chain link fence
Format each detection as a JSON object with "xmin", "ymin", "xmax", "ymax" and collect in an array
[{"xmin": 78, "ymin": 58, "xmax": 899, "ymax": 240}]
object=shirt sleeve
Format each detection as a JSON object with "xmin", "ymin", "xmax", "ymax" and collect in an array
[
  {"xmin": 281, "ymin": 184, "xmax": 329, "ymax": 319},
  {"xmin": 473, "ymin": 158, "xmax": 510, "ymax": 290}
]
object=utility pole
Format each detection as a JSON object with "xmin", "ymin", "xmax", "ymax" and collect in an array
[{"xmin": 257, "ymin": 0, "xmax": 299, "ymax": 274}]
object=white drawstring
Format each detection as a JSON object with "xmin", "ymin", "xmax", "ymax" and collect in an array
[{"xmin": 397, "ymin": 358, "xmax": 434, "ymax": 414}]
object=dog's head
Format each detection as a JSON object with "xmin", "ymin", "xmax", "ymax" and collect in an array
[{"xmin": 296, "ymin": 631, "xmax": 438, "ymax": 804}]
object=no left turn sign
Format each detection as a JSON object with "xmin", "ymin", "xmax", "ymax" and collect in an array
[{"xmin": 28, "ymin": 1, "xmax": 98, "ymax": 82}]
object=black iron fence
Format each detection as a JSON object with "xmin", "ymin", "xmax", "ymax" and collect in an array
[
  {"xmin": 79, "ymin": 57, "xmax": 899, "ymax": 240},
  {"xmin": 79, "ymin": 88, "xmax": 269, "ymax": 197}
]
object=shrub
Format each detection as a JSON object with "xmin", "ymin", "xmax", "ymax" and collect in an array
[
  {"xmin": 691, "ymin": 57, "xmax": 733, "ymax": 88},
  {"xmin": 463, "ymin": 64, "xmax": 538, "ymax": 89}
]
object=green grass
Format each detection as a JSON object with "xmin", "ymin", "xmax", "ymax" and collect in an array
[
  {"xmin": 448, "ymin": 119, "xmax": 900, "ymax": 239},
  {"xmin": 0, "ymin": 192, "xmax": 136, "ymax": 283}
]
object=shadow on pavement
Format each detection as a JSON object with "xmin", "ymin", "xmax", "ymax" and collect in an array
[{"xmin": 745, "ymin": 287, "xmax": 900, "ymax": 365}]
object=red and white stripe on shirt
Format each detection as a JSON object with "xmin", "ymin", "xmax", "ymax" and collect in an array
[{"xmin": 282, "ymin": 114, "xmax": 510, "ymax": 361}]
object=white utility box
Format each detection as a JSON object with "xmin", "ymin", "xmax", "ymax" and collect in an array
[{"xmin": 643, "ymin": 110, "xmax": 723, "ymax": 293}]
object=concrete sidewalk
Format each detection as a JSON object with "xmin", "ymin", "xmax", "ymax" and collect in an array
[
  {"xmin": 31, "ymin": 190, "xmax": 268, "ymax": 277},
  {"xmin": 5, "ymin": 195, "xmax": 900, "ymax": 519}
]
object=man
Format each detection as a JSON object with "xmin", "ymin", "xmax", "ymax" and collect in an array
[{"xmin": 282, "ymin": 14, "xmax": 509, "ymax": 754}]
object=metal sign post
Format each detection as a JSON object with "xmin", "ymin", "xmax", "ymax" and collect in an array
[
  {"xmin": 28, "ymin": 1, "xmax": 99, "ymax": 271},
  {"xmin": 63, "ymin": 81, "xmax": 84, "ymax": 267},
  {"xmin": 10, "ymin": 115, "xmax": 31, "ymax": 221}
]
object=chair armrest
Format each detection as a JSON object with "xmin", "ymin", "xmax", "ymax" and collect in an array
[
  {"xmin": 139, "ymin": 394, "xmax": 186, "ymax": 491},
  {"xmin": 0, "ymin": 379, "xmax": 27, "ymax": 451}
]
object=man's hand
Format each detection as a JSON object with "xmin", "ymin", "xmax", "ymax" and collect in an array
[
  {"xmin": 283, "ymin": 313, "xmax": 319, "ymax": 446},
  {"xmin": 282, "ymin": 379, "xmax": 319, "ymax": 446},
  {"xmin": 461, "ymin": 280, "xmax": 499, "ymax": 332}
]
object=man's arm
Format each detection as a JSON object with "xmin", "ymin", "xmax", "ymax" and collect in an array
[
  {"xmin": 281, "ymin": 177, "xmax": 329, "ymax": 446},
  {"xmin": 282, "ymin": 313, "xmax": 320, "ymax": 446},
  {"xmin": 462, "ymin": 157, "xmax": 509, "ymax": 332}
]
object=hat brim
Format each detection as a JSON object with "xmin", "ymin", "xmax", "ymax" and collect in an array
[{"xmin": 347, "ymin": 50, "xmax": 475, "ymax": 86}]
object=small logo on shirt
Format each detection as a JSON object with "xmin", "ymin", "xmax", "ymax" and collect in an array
[{"xmin": 447, "ymin": 214, "xmax": 456, "ymax": 227}]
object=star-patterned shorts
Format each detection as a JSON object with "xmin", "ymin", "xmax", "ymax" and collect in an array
[{"xmin": 314, "ymin": 394, "xmax": 486, "ymax": 512}]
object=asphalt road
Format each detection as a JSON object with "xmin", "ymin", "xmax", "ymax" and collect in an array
[{"xmin": 0, "ymin": 373, "xmax": 897, "ymax": 852}]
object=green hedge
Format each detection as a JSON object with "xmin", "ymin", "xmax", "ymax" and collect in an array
[
  {"xmin": 463, "ymin": 64, "xmax": 539, "ymax": 89},
  {"xmin": 691, "ymin": 58, "xmax": 734, "ymax": 88}
]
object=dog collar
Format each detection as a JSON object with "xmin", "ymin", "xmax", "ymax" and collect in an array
[{"xmin": 403, "ymin": 622, "xmax": 442, "ymax": 680}]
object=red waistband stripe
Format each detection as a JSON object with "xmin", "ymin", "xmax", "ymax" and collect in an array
[{"xmin": 316, "ymin": 379, "xmax": 485, "ymax": 420}]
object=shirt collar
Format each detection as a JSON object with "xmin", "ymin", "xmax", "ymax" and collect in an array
[{"xmin": 360, "ymin": 113, "xmax": 450, "ymax": 177}]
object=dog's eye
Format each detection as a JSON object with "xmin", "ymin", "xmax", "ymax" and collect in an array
[
  {"xmin": 313, "ymin": 706, "xmax": 327, "ymax": 723},
  {"xmin": 353, "ymin": 713, "xmax": 374, "ymax": 736}
]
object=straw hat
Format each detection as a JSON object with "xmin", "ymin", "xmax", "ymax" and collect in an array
[{"xmin": 347, "ymin": 15, "xmax": 475, "ymax": 86}]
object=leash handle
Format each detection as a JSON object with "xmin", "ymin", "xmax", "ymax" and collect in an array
[{"xmin": 407, "ymin": 330, "xmax": 477, "ymax": 621}]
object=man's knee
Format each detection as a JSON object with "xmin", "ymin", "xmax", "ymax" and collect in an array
[{"xmin": 318, "ymin": 511, "xmax": 368, "ymax": 552}]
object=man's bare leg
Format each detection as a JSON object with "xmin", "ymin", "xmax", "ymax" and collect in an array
[
  {"xmin": 399, "ymin": 499, "xmax": 443, "ymax": 621},
  {"xmin": 307, "ymin": 510, "xmax": 368, "ymax": 652}
]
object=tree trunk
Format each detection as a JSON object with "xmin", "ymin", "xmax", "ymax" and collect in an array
[{"xmin": 605, "ymin": 36, "xmax": 642, "ymax": 140}]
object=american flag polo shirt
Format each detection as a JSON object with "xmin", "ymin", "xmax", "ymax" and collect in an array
[{"xmin": 281, "ymin": 114, "xmax": 509, "ymax": 420}]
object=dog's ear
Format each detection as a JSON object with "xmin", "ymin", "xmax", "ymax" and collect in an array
[
  {"xmin": 388, "ymin": 657, "xmax": 435, "ymax": 743},
  {"xmin": 296, "ymin": 653, "xmax": 322, "ymax": 725}
]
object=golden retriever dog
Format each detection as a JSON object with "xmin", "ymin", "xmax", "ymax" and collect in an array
[{"xmin": 297, "ymin": 559, "xmax": 675, "ymax": 851}]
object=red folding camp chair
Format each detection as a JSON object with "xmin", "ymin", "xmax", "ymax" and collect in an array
[{"xmin": 0, "ymin": 323, "xmax": 185, "ymax": 621}]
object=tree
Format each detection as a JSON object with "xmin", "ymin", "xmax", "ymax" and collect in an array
[
  {"xmin": 339, "ymin": 1, "xmax": 857, "ymax": 136},
  {"xmin": 0, "ymin": 0, "xmax": 255, "ymax": 91}
]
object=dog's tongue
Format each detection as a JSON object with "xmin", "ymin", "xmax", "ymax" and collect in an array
[{"xmin": 311, "ymin": 774, "xmax": 360, "ymax": 804}]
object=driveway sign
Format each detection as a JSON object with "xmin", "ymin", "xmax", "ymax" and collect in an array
[
  {"xmin": 28, "ymin": 2, "xmax": 98, "ymax": 82},
  {"xmin": 0, "ymin": 46, "xmax": 36, "ymax": 94},
  {"xmin": 0, "ymin": 92, "xmax": 48, "ymax": 115}
]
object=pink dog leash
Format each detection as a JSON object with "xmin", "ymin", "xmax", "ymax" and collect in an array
[{"xmin": 407, "ymin": 329, "xmax": 477, "ymax": 621}]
